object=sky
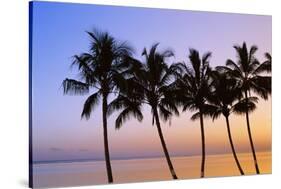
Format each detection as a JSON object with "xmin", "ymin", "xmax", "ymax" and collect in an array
[{"xmin": 31, "ymin": 1, "xmax": 272, "ymax": 161}]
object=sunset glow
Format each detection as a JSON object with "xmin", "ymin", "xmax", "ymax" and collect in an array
[{"xmin": 31, "ymin": 2, "xmax": 271, "ymax": 162}]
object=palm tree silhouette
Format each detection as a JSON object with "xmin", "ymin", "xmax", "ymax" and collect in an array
[
  {"xmin": 175, "ymin": 49, "xmax": 212, "ymax": 178},
  {"xmin": 261, "ymin": 52, "xmax": 272, "ymax": 73},
  {"xmin": 217, "ymin": 42, "xmax": 271, "ymax": 174},
  {"xmin": 62, "ymin": 29, "xmax": 134, "ymax": 183},
  {"xmin": 207, "ymin": 70, "xmax": 256, "ymax": 175},
  {"xmin": 108, "ymin": 43, "xmax": 179, "ymax": 179}
]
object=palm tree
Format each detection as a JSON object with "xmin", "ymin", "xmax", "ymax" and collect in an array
[
  {"xmin": 108, "ymin": 43, "xmax": 179, "ymax": 179},
  {"xmin": 62, "ymin": 29, "xmax": 134, "ymax": 183},
  {"xmin": 175, "ymin": 49, "xmax": 212, "ymax": 178},
  {"xmin": 207, "ymin": 70, "xmax": 258, "ymax": 175},
  {"xmin": 217, "ymin": 42, "xmax": 271, "ymax": 174}
]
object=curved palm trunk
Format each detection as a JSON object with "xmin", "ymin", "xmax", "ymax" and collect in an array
[
  {"xmin": 225, "ymin": 116, "xmax": 244, "ymax": 175},
  {"xmin": 153, "ymin": 107, "xmax": 178, "ymax": 179},
  {"xmin": 102, "ymin": 95, "xmax": 114, "ymax": 183},
  {"xmin": 245, "ymin": 91, "xmax": 260, "ymax": 174},
  {"xmin": 199, "ymin": 111, "xmax": 206, "ymax": 178}
]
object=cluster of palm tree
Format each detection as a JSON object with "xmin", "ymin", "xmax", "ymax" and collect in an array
[{"xmin": 62, "ymin": 29, "xmax": 271, "ymax": 183}]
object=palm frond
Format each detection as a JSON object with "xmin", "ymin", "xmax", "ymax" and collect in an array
[
  {"xmin": 225, "ymin": 59, "xmax": 243, "ymax": 76},
  {"xmin": 254, "ymin": 52, "xmax": 272, "ymax": 74},
  {"xmin": 81, "ymin": 92, "xmax": 101, "ymax": 119},
  {"xmin": 202, "ymin": 52, "xmax": 212, "ymax": 66},
  {"xmin": 254, "ymin": 62, "xmax": 271, "ymax": 74},
  {"xmin": 188, "ymin": 48, "xmax": 201, "ymax": 82},
  {"xmin": 215, "ymin": 65, "xmax": 233, "ymax": 74},
  {"xmin": 249, "ymin": 45, "xmax": 258, "ymax": 63},
  {"xmin": 113, "ymin": 41, "xmax": 135, "ymax": 58},
  {"xmin": 250, "ymin": 76, "xmax": 271, "ymax": 99},
  {"xmin": 265, "ymin": 52, "xmax": 272, "ymax": 63},
  {"xmin": 233, "ymin": 97, "xmax": 258, "ymax": 115},
  {"xmin": 158, "ymin": 105, "xmax": 173, "ymax": 122},
  {"xmin": 62, "ymin": 78, "xmax": 89, "ymax": 95},
  {"xmin": 115, "ymin": 106, "xmax": 143, "ymax": 129},
  {"xmin": 201, "ymin": 104, "xmax": 221, "ymax": 120},
  {"xmin": 159, "ymin": 97, "xmax": 180, "ymax": 116},
  {"xmin": 190, "ymin": 112, "xmax": 200, "ymax": 121},
  {"xmin": 107, "ymin": 96, "xmax": 126, "ymax": 116}
]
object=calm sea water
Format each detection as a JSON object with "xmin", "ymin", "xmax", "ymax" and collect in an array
[{"xmin": 33, "ymin": 152, "xmax": 271, "ymax": 188}]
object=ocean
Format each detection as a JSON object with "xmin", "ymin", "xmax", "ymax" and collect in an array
[{"xmin": 33, "ymin": 152, "xmax": 271, "ymax": 188}]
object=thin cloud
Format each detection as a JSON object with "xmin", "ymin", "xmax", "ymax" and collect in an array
[
  {"xmin": 78, "ymin": 149, "xmax": 89, "ymax": 152},
  {"xmin": 49, "ymin": 147, "xmax": 64, "ymax": 152}
]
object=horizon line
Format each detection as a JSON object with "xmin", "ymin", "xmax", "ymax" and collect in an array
[{"xmin": 33, "ymin": 150, "xmax": 271, "ymax": 164}]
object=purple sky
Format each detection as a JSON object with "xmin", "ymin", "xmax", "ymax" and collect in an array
[{"xmin": 31, "ymin": 1, "xmax": 271, "ymax": 161}]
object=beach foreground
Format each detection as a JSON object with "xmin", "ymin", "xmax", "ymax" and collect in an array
[{"xmin": 33, "ymin": 152, "xmax": 271, "ymax": 188}]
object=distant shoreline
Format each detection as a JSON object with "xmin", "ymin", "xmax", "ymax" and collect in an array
[{"xmin": 33, "ymin": 151, "xmax": 271, "ymax": 165}]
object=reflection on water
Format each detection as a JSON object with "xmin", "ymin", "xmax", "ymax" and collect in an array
[{"xmin": 33, "ymin": 152, "xmax": 271, "ymax": 188}]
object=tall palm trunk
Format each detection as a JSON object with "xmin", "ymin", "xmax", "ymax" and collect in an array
[
  {"xmin": 245, "ymin": 91, "xmax": 260, "ymax": 174},
  {"xmin": 102, "ymin": 95, "xmax": 114, "ymax": 183},
  {"xmin": 153, "ymin": 107, "xmax": 178, "ymax": 179},
  {"xmin": 225, "ymin": 116, "xmax": 244, "ymax": 175},
  {"xmin": 199, "ymin": 110, "xmax": 206, "ymax": 178}
]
